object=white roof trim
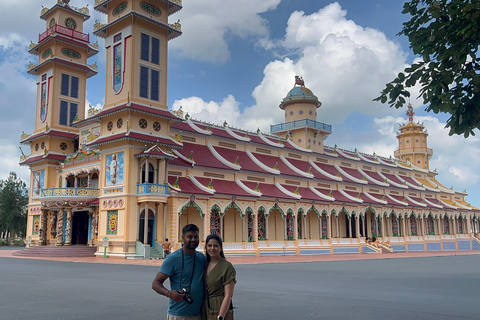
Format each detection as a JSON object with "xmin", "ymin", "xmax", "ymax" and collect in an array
[
  {"xmin": 377, "ymin": 157, "xmax": 397, "ymax": 167},
  {"xmin": 426, "ymin": 177, "xmax": 455, "ymax": 194},
  {"xmin": 394, "ymin": 173, "xmax": 425, "ymax": 191},
  {"xmin": 439, "ymin": 199, "xmax": 457, "ymax": 209},
  {"xmin": 235, "ymin": 178, "xmax": 262, "ymax": 197},
  {"xmin": 188, "ymin": 174, "xmax": 215, "ymax": 194},
  {"xmin": 285, "ymin": 139, "xmax": 312, "ymax": 153},
  {"xmin": 338, "ymin": 189, "xmax": 363, "ymax": 203},
  {"xmin": 308, "ymin": 159, "xmax": 342, "ymax": 181},
  {"xmin": 246, "ymin": 149, "xmax": 280, "ymax": 174},
  {"xmin": 405, "ymin": 195, "xmax": 427, "ymax": 207},
  {"xmin": 172, "ymin": 149, "xmax": 195, "ymax": 166},
  {"xmin": 357, "ymin": 153, "xmax": 378, "ymax": 164},
  {"xmin": 275, "ymin": 182, "xmax": 301, "ymax": 200},
  {"xmin": 186, "ymin": 119, "xmax": 213, "ymax": 135},
  {"xmin": 423, "ymin": 197, "xmax": 443, "ymax": 209},
  {"xmin": 411, "ymin": 176, "xmax": 439, "ymax": 192},
  {"xmin": 308, "ymin": 186, "xmax": 335, "ymax": 201},
  {"xmin": 168, "ymin": 183, "xmax": 182, "ymax": 192},
  {"xmin": 363, "ymin": 192, "xmax": 388, "ymax": 205},
  {"xmin": 335, "ymin": 149, "xmax": 360, "ymax": 161},
  {"xmin": 334, "ymin": 163, "xmax": 367, "ymax": 184},
  {"xmin": 386, "ymin": 194, "xmax": 408, "ymax": 206},
  {"xmin": 258, "ymin": 133, "xmax": 284, "ymax": 148},
  {"xmin": 280, "ymin": 154, "xmax": 314, "ymax": 178},
  {"xmin": 357, "ymin": 168, "xmax": 389, "ymax": 186},
  {"xmin": 225, "ymin": 127, "xmax": 251, "ymax": 142},
  {"xmin": 377, "ymin": 172, "xmax": 407, "ymax": 189},
  {"xmin": 207, "ymin": 141, "xmax": 241, "ymax": 170}
]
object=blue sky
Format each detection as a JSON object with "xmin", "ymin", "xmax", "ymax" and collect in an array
[{"xmin": 1, "ymin": 0, "xmax": 479, "ymax": 208}]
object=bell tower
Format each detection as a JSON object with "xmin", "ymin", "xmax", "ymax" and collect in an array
[
  {"xmin": 93, "ymin": 0, "xmax": 182, "ymax": 110},
  {"xmin": 270, "ymin": 76, "xmax": 332, "ymax": 153},
  {"xmin": 21, "ymin": 0, "xmax": 98, "ymax": 198},
  {"xmin": 394, "ymin": 104, "xmax": 433, "ymax": 170}
]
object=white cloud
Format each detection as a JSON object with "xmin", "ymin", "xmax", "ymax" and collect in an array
[{"xmin": 170, "ymin": 0, "xmax": 281, "ymax": 63}]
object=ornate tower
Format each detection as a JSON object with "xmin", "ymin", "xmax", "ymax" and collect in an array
[
  {"xmin": 394, "ymin": 104, "xmax": 433, "ymax": 170},
  {"xmin": 270, "ymin": 76, "xmax": 332, "ymax": 153},
  {"xmin": 20, "ymin": 1, "xmax": 97, "ymax": 196},
  {"xmin": 93, "ymin": 0, "xmax": 182, "ymax": 110},
  {"xmin": 20, "ymin": 1, "xmax": 98, "ymax": 245}
]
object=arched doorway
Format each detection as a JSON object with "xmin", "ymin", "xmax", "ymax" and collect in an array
[
  {"xmin": 139, "ymin": 209, "xmax": 154, "ymax": 246},
  {"xmin": 72, "ymin": 211, "xmax": 89, "ymax": 245}
]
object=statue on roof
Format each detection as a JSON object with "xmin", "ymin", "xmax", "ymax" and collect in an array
[
  {"xmin": 406, "ymin": 103, "xmax": 414, "ymax": 122},
  {"xmin": 295, "ymin": 76, "xmax": 305, "ymax": 87}
]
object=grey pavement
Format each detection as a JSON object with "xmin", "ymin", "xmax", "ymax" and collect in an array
[{"xmin": 1, "ymin": 254, "xmax": 479, "ymax": 319}]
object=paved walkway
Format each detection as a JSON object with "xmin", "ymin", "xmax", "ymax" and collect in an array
[{"xmin": 1, "ymin": 248, "xmax": 479, "ymax": 266}]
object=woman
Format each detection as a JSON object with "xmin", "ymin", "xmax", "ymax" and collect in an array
[{"xmin": 202, "ymin": 234, "xmax": 236, "ymax": 320}]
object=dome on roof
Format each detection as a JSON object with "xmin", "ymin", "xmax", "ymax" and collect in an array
[
  {"xmin": 279, "ymin": 85, "xmax": 321, "ymax": 110},
  {"xmin": 286, "ymin": 86, "xmax": 315, "ymax": 97}
]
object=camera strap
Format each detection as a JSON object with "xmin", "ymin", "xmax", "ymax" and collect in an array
[{"xmin": 179, "ymin": 249, "xmax": 196, "ymax": 291}]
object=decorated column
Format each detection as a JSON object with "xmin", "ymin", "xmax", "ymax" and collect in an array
[
  {"xmin": 65, "ymin": 208, "xmax": 73, "ymax": 246},
  {"xmin": 56, "ymin": 210, "xmax": 64, "ymax": 246},
  {"xmin": 39, "ymin": 209, "xmax": 48, "ymax": 245}
]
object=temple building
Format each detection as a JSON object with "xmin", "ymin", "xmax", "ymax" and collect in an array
[{"xmin": 19, "ymin": 0, "xmax": 480, "ymax": 258}]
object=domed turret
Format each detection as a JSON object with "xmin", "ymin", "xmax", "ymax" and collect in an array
[{"xmin": 271, "ymin": 76, "xmax": 331, "ymax": 154}]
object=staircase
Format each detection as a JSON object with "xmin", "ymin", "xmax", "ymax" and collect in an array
[
  {"xmin": 12, "ymin": 245, "xmax": 97, "ymax": 257},
  {"xmin": 150, "ymin": 246, "xmax": 163, "ymax": 259}
]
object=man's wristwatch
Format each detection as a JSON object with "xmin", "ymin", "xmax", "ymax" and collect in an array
[{"xmin": 217, "ymin": 316, "xmax": 224, "ymax": 320}]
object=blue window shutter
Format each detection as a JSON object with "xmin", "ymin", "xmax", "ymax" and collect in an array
[
  {"xmin": 150, "ymin": 70, "xmax": 159, "ymax": 101},
  {"xmin": 151, "ymin": 37, "xmax": 160, "ymax": 64},
  {"xmin": 140, "ymin": 66, "xmax": 149, "ymax": 98},
  {"xmin": 141, "ymin": 33, "xmax": 149, "ymax": 61},
  {"xmin": 61, "ymin": 74, "xmax": 69, "ymax": 96},
  {"xmin": 70, "ymin": 103, "xmax": 78, "ymax": 126},
  {"xmin": 71, "ymin": 76, "xmax": 79, "ymax": 98},
  {"xmin": 60, "ymin": 101, "xmax": 68, "ymax": 125}
]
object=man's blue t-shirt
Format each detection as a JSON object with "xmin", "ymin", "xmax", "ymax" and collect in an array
[{"xmin": 160, "ymin": 248, "xmax": 206, "ymax": 316}]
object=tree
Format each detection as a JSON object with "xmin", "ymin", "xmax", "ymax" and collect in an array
[
  {"xmin": 0, "ymin": 172, "xmax": 29, "ymax": 241},
  {"xmin": 374, "ymin": 0, "xmax": 480, "ymax": 137}
]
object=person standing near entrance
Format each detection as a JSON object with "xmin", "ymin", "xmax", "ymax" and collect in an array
[
  {"xmin": 162, "ymin": 238, "xmax": 172, "ymax": 257},
  {"xmin": 152, "ymin": 224, "xmax": 206, "ymax": 320}
]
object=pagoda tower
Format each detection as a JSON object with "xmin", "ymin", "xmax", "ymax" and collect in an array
[
  {"xmin": 270, "ymin": 76, "xmax": 332, "ymax": 153},
  {"xmin": 394, "ymin": 104, "xmax": 433, "ymax": 170},
  {"xmin": 20, "ymin": 0, "xmax": 98, "ymax": 244}
]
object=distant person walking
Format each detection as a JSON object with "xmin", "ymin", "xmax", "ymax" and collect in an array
[
  {"xmin": 152, "ymin": 224, "xmax": 206, "ymax": 320},
  {"xmin": 162, "ymin": 238, "xmax": 172, "ymax": 257}
]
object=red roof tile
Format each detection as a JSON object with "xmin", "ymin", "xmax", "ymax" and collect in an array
[
  {"xmin": 195, "ymin": 177, "xmax": 257, "ymax": 197},
  {"xmin": 211, "ymin": 146, "xmax": 270, "ymax": 174},
  {"xmin": 87, "ymin": 131, "xmax": 181, "ymax": 148},
  {"xmin": 21, "ymin": 130, "xmax": 78, "ymax": 144},
  {"xmin": 252, "ymin": 152, "xmax": 304, "ymax": 177},
  {"xmin": 168, "ymin": 176, "xmax": 211, "ymax": 195},
  {"xmin": 19, "ymin": 154, "xmax": 66, "ymax": 165},
  {"xmin": 241, "ymin": 181, "xmax": 297, "ymax": 200},
  {"xmin": 286, "ymin": 158, "xmax": 337, "ymax": 181},
  {"xmin": 178, "ymin": 142, "xmax": 233, "ymax": 170}
]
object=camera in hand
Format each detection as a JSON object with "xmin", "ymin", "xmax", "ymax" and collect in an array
[{"xmin": 177, "ymin": 288, "xmax": 194, "ymax": 304}]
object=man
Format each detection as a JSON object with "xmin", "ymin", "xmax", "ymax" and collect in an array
[
  {"xmin": 152, "ymin": 224, "xmax": 206, "ymax": 320},
  {"xmin": 162, "ymin": 238, "xmax": 172, "ymax": 257}
]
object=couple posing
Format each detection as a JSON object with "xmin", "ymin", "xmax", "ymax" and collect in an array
[{"xmin": 152, "ymin": 224, "xmax": 236, "ymax": 320}]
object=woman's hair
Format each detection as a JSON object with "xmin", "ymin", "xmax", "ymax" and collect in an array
[{"xmin": 205, "ymin": 233, "xmax": 226, "ymax": 262}]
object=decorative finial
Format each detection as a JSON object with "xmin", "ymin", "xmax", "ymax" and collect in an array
[
  {"xmin": 406, "ymin": 102, "xmax": 414, "ymax": 122},
  {"xmin": 223, "ymin": 120, "xmax": 228, "ymax": 127},
  {"xmin": 257, "ymin": 128, "xmax": 261, "ymax": 134}
]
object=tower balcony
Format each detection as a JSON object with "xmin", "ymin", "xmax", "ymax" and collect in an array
[
  {"xmin": 39, "ymin": 24, "xmax": 89, "ymax": 43},
  {"xmin": 394, "ymin": 147, "xmax": 433, "ymax": 158},
  {"xmin": 137, "ymin": 183, "xmax": 169, "ymax": 196},
  {"xmin": 41, "ymin": 187, "xmax": 100, "ymax": 201},
  {"xmin": 270, "ymin": 119, "xmax": 332, "ymax": 134}
]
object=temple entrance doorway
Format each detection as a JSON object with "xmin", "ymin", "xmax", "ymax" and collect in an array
[
  {"xmin": 72, "ymin": 211, "xmax": 89, "ymax": 245},
  {"xmin": 139, "ymin": 209, "xmax": 154, "ymax": 246}
]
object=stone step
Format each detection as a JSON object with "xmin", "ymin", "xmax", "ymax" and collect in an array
[{"xmin": 13, "ymin": 246, "xmax": 97, "ymax": 257}]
